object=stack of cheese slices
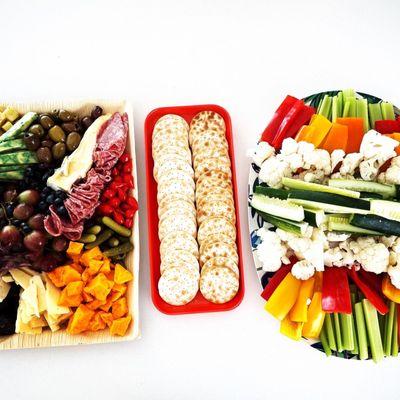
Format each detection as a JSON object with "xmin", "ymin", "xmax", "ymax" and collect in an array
[{"xmin": 153, "ymin": 112, "xmax": 239, "ymax": 306}]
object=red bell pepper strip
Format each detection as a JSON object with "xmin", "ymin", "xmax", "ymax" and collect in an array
[
  {"xmin": 348, "ymin": 267, "xmax": 389, "ymax": 315},
  {"xmin": 358, "ymin": 269, "xmax": 383, "ymax": 294},
  {"xmin": 260, "ymin": 265, "xmax": 292, "ymax": 301},
  {"xmin": 260, "ymin": 95, "xmax": 298, "ymax": 143},
  {"xmin": 375, "ymin": 120, "xmax": 400, "ymax": 135},
  {"xmin": 322, "ymin": 267, "xmax": 352, "ymax": 314},
  {"xmin": 271, "ymin": 101, "xmax": 315, "ymax": 149}
]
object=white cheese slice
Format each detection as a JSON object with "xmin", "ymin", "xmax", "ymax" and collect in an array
[
  {"xmin": 2, "ymin": 274, "xmax": 14, "ymax": 283},
  {"xmin": 43, "ymin": 275, "xmax": 70, "ymax": 316},
  {"xmin": 0, "ymin": 279, "xmax": 10, "ymax": 302},
  {"xmin": 47, "ymin": 114, "xmax": 111, "ymax": 192},
  {"xmin": 31, "ymin": 275, "xmax": 47, "ymax": 313},
  {"xmin": 9, "ymin": 269, "xmax": 31, "ymax": 290},
  {"xmin": 21, "ymin": 283, "xmax": 39, "ymax": 319}
]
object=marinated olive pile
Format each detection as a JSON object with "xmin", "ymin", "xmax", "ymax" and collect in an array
[{"xmin": 24, "ymin": 105, "xmax": 103, "ymax": 165}]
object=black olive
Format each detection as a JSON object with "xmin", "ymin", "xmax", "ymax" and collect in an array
[
  {"xmin": 81, "ymin": 116, "xmax": 93, "ymax": 130},
  {"xmin": 91, "ymin": 106, "xmax": 103, "ymax": 120},
  {"xmin": 46, "ymin": 193, "xmax": 55, "ymax": 204}
]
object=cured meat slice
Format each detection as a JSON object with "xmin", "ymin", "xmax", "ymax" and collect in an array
[{"xmin": 44, "ymin": 206, "xmax": 84, "ymax": 240}]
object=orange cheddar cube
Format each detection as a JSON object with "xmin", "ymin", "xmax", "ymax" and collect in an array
[
  {"xmin": 110, "ymin": 315, "xmax": 132, "ymax": 336},
  {"xmin": 112, "ymin": 297, "xmax": 128, "ymax": 319},
  {"xmin": 67, "ymin": 241, "xmax": 84, "ymax": 256},
  {"xmin": 99, "ymin": 312, "xmax": 113, "ymax": 327},
  {"xmin": 87, "ymin": 259, "xmax": 103, "ymax": 275},
  {"xmin": 47, "ymin": 265, "xmax": 81, "ymax": 288},
  {"xmin": 58, "ymin": 281, "xmax": 84, "ymax": 307},
  {"xmin": 82, "ymin": 291, "xmax": 94, "ymax": 303},
  {"xmin": 84, "ymin": 273, "xmax": 113, "ymax": 301},
  {"xmin": 80, "ymin": 246, "xmax": 103, "ymax": 267},
  {"xmin": 100, "ymin": 258, "xmax": 111, "ymax": 274},
  {"xmin": 114, "ymin": 264, "xmax": 133, "ymax": 284},
  {"xmin": 88, "ymin": 312, "xmax": 107, "ymax": 332},
  {"xmin": 67, "ymin": 304, "xmax": 94, "ymax": 335},
  {"xmin": 86, "ymin": 299, "xmax": 107, "ymax": 311},
  {"xmin": 99, "ymin": 297, "xmax": 113, "ymax": 312}
]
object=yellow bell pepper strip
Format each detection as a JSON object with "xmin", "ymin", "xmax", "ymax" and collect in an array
[
  {"xmin": 289, "ymin": 277, "xmax": 315, "ymax": 322},
  {"xmin": 295, "ymin": 125, "xmax": 315, "ymax": 142},
  {"xmin": 336, "ymin": 117, "xmax": 364, "ymax": 153},
  {"xmin": 260, "ymin": 265, "xmax": 292, "ymax": 301},
  {"xmin": 321, "ymin": 123, "xmax": 348, "ymax": 153},
  {"xmin": 264, "ymin": 273, "xmax": 301, "ymax": 321},
  {"xmin": 382, "ymin": 275, "xmax": 400, "ymax": 304},
  {"xmin": 302, "ymin": 291, "xmax": 325, "ymax": 339},
  {"xmin": 307, "ymin": 114, "xmax": 332, "ymax": 147},
  {"xmin": 280, "ymin": 314, "xmax": 303, "ymax": 341}
]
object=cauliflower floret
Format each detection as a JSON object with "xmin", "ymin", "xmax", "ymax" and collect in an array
[
  {"xmin": 303, "ymin": 240, "xmax": 324, "ymax": 271},
  {"xmin": 380, "ymin": 236, "xmax": 397, "ymax": 248},
  {"xmin": 302, "ymin": 169, "xmax": 325, "ymax": 183},
  {"xmin": 256, "ymin": 228, "xmax": 288, "ymax": 272},
  {"xmin": 259, "ymin": 156, "xmax": 291, "ymax": 188},
  {"xmin": 360, "ymin": 130, "xmax": 398, "ymax": 162},
  {"xmin": 312, "ymin": 228, "xmax": 329, "ymax": 251},
  {"xmin": 392, "ymin": 237, "xmax": 400, "ymax": 253},
  {"xmin": 324, "ymin": 247, "xmax": 345, "ymax": 267},
  {"xmin": 349, "ymin": 237, "xmax": 389, "ymax": 274},
  {"xmin": 378, "ymin": 156, "xmax": 400, "ymax": 185},
  {"xmin": 277, "ymin": 152, "xmax": 303, "ymax": 172},
  {"xmin": 388, "ymin": 265, "xmax": 400, "ymax": 289},
  {"xmin": 248, "ymin": 141, "xmax": 275, "ymax": 167},
  {"xmin": 326, "ymin": 232, "xmax": 351, "ymax": 242},
  {"xmin": 275, "ymin": 228, "xmax": 298, "ymax": 243},
  {"xmin": 331, "ymin": 149, "xmax": 345, "ymax": 173},
  {"xmin": 359, "ymin": 158, "xmax": 380, "ymax": 181},
  {"xmin": 339, "ymin": 153, "xmax": 363, "ymax": 176},
  {"xmin": 297, "ymin": 141, "xmax": 315, "ymax": 158},
  {"xmin": 280, "ymin": 138, "xmax": 298, "ymax": 156},
  {"xmin": 304, "ymin": 149, "xmax": 331, "ymax": 175},
  {"xmin": 330, "ymin": 172, "xmax": 355, "ymax": 180},
  {"xmin": 291, "ymin": 260, "xmax": 315, "ymax": 280}
]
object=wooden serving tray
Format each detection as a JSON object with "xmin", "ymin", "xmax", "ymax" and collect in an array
[{"xmin": 0, "ymin": 99, "xmax": 140, "ymax": 350}]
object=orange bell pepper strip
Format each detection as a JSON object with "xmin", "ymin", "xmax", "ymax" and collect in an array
[
  {"xmin": 289, "ymin": 277, "xmax": 315, "ymax": 322},
  {"xmin": 307, "ymin": 114, "xmax": 332, "ymax": 147},
  {"xmin": 336, "ymin": 117, "xmax": 364, "ymax": 153},
  {"xmin": 280, "ymin": 314, "xmax": 303, "ymax": 340},
  {"xmin": 382, "ymin": 275, "xmax": 400, "ymax": 303},
  {"xmin": 384, "ymin": 133, "xmax": 400, "ymax": 155},
  {"xmin": 295, "ymin": 125, "xmax": 315, "ymax": 142},
  {"xmin": 321, "ymin": 123, "xmax": 348, "ymax": 153},
  {"xmin": 302, "ymin": 292, "xmax": 325, "ymax": 339},
  {"xmin": 264, "ymin": 273, "xmax": 301, "ymax": 321}
]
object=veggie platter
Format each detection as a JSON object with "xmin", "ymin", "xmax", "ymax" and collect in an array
[
  {"xmin": 248, "ymin": 89, "xmax": 400, "ymax": 362},
  {"xmin": 0, "ymin": 100, "xmax": 139, "ymax": 350}
]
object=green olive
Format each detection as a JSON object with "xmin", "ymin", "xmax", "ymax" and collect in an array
[
  {"xmin": 66, "ymin": 132, "xmax": 81, "ymax": 152},
  {"xmin": 48, "ymin": 125, "xmax": 66, "ymax": 142},
  {"xmin": 39, "ymin": 114, "xmax": 55, "ymax": 130},
  {"xmin": 58, "ymin": 109, "xmax": 74, "ymax": 122},
  {"xmin": 36, "ymin": 146, "xmax": 53, "ymax": 163},
  {"xmin": 62, "ymin": 121, "xmax": 80, "ymax": 133},
  {"xmin": 28, "ymin": 124, "xmax": 45, "ymax": 138},
  {"xmin": 52, "ymin": 142, "xmax": 66, "ymax": 160},
  {"xmin": 23, "ymin": 132, "xmax": 41, "ymax": 151}
]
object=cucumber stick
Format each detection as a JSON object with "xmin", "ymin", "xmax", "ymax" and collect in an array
[
  {"xmin": 282, "ymin": 177, "xmax": 360, "ymax": 198},
  {"xmin": 370, "ymin": 199, "xmax": 400, "ymax": 221},
  {"xmin": 355, "ymin": 302, "xmax": 369, "ymax": 360},
  {"xmin": 329, "ymin": 215, "xmax": 382, "ymax": 235},
  {"xmin": 304, "ymin": 209, "xmax": 325, "ymax": 227},
  {"xmin": 0, "ymin": 112, "xmax": 37, "ymax": 142},
  {"xmin": 329, "ymin": 179, "xmax": 396, "ymax": 199},
  {"xmin": 363, "ymin": 299, "xmax": 384, "ymax": 363},
  {"xmin": 256, "ymin": 210, "xmax": 309, "ymax": 236},
  {"xmin": 254, "ymin": 185, "xmax": 289, "ymax": 200},
  {"xmin": 251, "ymin": 193, "xmax": 304, "ymax": 222},
  {"xmin": 0, "ymin": 150, "xmax": 37, "ymax": 166},
  {"xmin": 350, "ymin": 214, "xmax": 400, "ymax": 236}
]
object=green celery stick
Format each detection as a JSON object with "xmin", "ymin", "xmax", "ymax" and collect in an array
[
  {"xmin": 369, "ymin": 103, "xmax": 383, "ymax": 130},
  {"xmin": 356, "ymin": 98, "xmax": 369, "ymax": 132},
  {"xmin": 343, "ymin": 98, "xmax": 356, "ymax": 118},
  {"xmin": 318, "ymin": 95, "xmax": 332, "ymax": 119},
  {"xmin": 379, "ymin": 312, "xmax": 385, "ymax": 342},
  {"xmin": 351, "ymin": 293, "xmax": 359, "ymax": 355},
  {"xmin": 342, "ymin": 88, "xmax": 355, "ymax": 101},
  {"xmin": 355, "ymin": 302, "xmax": 369, "ymax": 360},
  {"xmin": 324, "ymin": 314, "xmax": 336, "ymax": 350},
  {"xmin": 363, "ymin": 299, "xmax": 384, "ymax": 363},
  {"xmin": 332, "ymin": 96, "xmax": 338, "ymax": 122},
  {"xmin": 340, "ymin": 313, "xmax": 355, "ymax": 351},
  {"xmin": 337, "ymin": 91, "xmax": 344, "ymax": 118},
  {"xmin": 334, "ymin": 313, "xmax": 343, "ymax": 352},
  {"xmin": 381, "ymin": 102, "xmax": 395, "ymax": 120},
  {"xmin": 385, "ymin": 301, "xmax": 396, "ymax": 356},
  {"xmin": 320, "ymin": 326, "xmax": 332, "ymax": 357},
  {"xmin": 392, "ymin": 306, "xmax": 398, "ymax": 357}
]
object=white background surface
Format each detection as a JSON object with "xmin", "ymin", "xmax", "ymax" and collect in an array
[{"xmin": 1, "ymin": 0, "xmax": 399, "ymax": 399}]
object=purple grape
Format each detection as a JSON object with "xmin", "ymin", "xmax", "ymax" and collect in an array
[
  {"xmin": 51, "ymin": 236, "xmax": 68, "ymax": 252},
  {"xmin": 13, "ymin": 204, "xmax": 34, "ymax": 220},
  {"xmin": 28, "ymin": 214, "xmax": 45, "ymax": 231},
  {"xmin": 0, "ymin": 225, "xmax": 21, "ymax": 246},
  {"xmin": 23, "ymin": 230, "xmax": 47, "ymax": 252},
  {"xmin": 18, "ymin": 190, "xmax": 40, "ymax": 206}
]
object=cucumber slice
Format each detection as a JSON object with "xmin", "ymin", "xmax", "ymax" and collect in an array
[
  {"xmin": 328, "ymin": 215, "xmax": 382, "ymax": 235},
  {"xmin": 254, "ymin": 185, "xmax": 289, "ymax": 200},
  {"xmin": 350, "ymin": 214, "xmax": 400, "ymax": 236},
  {"xmin": 256, "ymin": 210, "xmax": 309, "ymax": 236},
  {"xmin": 381, "ymin": 102, "xmax": 395, "ymax": 121},
  {"xmin": 283, "ymin": 177, "xmax": 360, "ymax": 198},
  {"xmin": 304, "ymin": 209, "xmax": 325, "ymax": 227},
  {"xmin": 288, "ymin": 190, "xmax": 370, "ymax": 214},
  {"xmin": 329, "ymin": 179, "xmax": 396, "ymax": 199},
  {"xmin": 370, "ymin": 199, "xmax": 400, "ymax": 221},
  {"xmin": 369, "ymin": 103, "xmax": 383, "ymax": 130},
  {"xmin": 251, "ymin": 193, "xmax": 304, "ymax": 222}
]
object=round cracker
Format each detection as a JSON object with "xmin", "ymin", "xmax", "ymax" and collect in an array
[
  {"xmin": 154, "ymin": 158, "xmax": 194, "ymax": 182},
  {"xmin": 191, "ymin": 130, "xmax": 228, "ymax": 152},
  {"xmin": 154, "ymin": 150, "xmax": 192, "ymax": 167},
  {"xmin": 193, "ymin": 148, "xmax": 229, "ymax": 169},
  {"xmin": 201, "ymin": 256, "xmax": 239, "ymax": 276},
  {"xmin": 160, "ymin": 249, "xmax": 199, "ymax": 274},
  {"xmin": 160, "ymin": 231, "xmax": 199, "ymax": 258},
  {"xmin": 197, "ymin": 216, "xmax": 236, "ymax": 245},
  {"xmin": 200, "ymin": 266, "xmax": 239, "ymax": 304},
  {"xmin": 197, "ymin": 199, "xmax": 236, "ymax": 225},
  {"xmin": 158, "ymin": 194, "xmax": 194, "ymax": 212},
  {"xmin": 196, "ymin": 186, "xmax": 234, "ymax": 205},
  {"xmin": 153, "ymin": 145, "xmax": 191, "ymax": 162},
  {"xmin": 157, "ymin": 179, "xmax": 195, "ymax": 203},
  {"xmin": 199, "ymin": 233, "xmax": 237, "ymax": 252},
  {"xmin": 158, "ymin": 266, "xmax": 199, "ymax": 306},
  {"xmin": 160, "ymin": 207, "xmax": 196, "ymax": 225},
  {"xmin": 189, "ymin": 111, "xmax": 226, "ymax": 143},
  {"xmin": 196, "ymin": 176, "xmax": 233, "ymax": 195},
  {"xmin": 158, "ymin": 169, "xmax": 195, "ymax": 190},
  {"xmin": 194, "ymin": 157, "xmax": 231, "ymax": 180},
  {"xmin": 158, "ymin": 214, "xmax": 197, "ymax": 241},
  {"xmin": 153, "ymin": 114, "xmax": 188, "ymax": 133},
  {"xmin": 196, "ymin": 192, "xmax": 234, "ymax": 211},
  {"xmin": 158, "ymin": 199, "xmax": 196, "ymax": 218},
  {"xmin": 200, "ymin": 243, "xmax": 239, "ymax": 268}
]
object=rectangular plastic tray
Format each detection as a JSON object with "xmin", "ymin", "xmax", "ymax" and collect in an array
[{"xmin": 144, "ymin": 104, "xmax": 244, "ymax": 315}]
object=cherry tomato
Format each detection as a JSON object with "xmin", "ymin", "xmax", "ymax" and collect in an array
[
  {"xmin": 109, "ymin": 181, "xmax": 118, "ymax": 191},
  {"xmin": 111, "ymin": 167, "xmax": 119, "ymax": 177},
  {"xmin": 120, "ymin": 202, "xmax": 130, "ymax": 212},
  {"xmin": 98, "ymin": 204, "xmax": 113, "ymax": 216},
  {"xmin": 120, "ymin": 153, "xmax": 130, "ymax": 163},
  {"xmin": 124, "ymin": 218, "xmax": 133, "ymax": 229},
  {"xmin": 103, "ymin": 189, "xmax": 115, "ymax": 199},
  {"xmin": 117, "ymin": 188, "xmax": 127, "ymax": 201},
  {"xmin": 125, "ymin": 208, "xmax": 136, "ymax": 219},
  {"xmin": 123, "ymin": 162, "xmax": 132, "ymax": 174},
  {"xmin": 109, "ymin": 197, "xmax": 120, "ymax": 208},
  {"xmin": 127, "ymin": 196, "xmax": 138, "ymax": 210},
  {"xmin": 113, "ymin": 211, "xmax": 125, "ymax": 225},
  {"xmin": 122, "ymin": 174, "xmax": 134, "ymax": 188},
  {"xmin": 114, "ymin": 176, "xmax": 122, "ymax": 184}
]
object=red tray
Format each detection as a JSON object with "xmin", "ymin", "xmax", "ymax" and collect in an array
[{"xmin": 144, "ymin": 104, "xmax": 245, "ymax": 315}]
